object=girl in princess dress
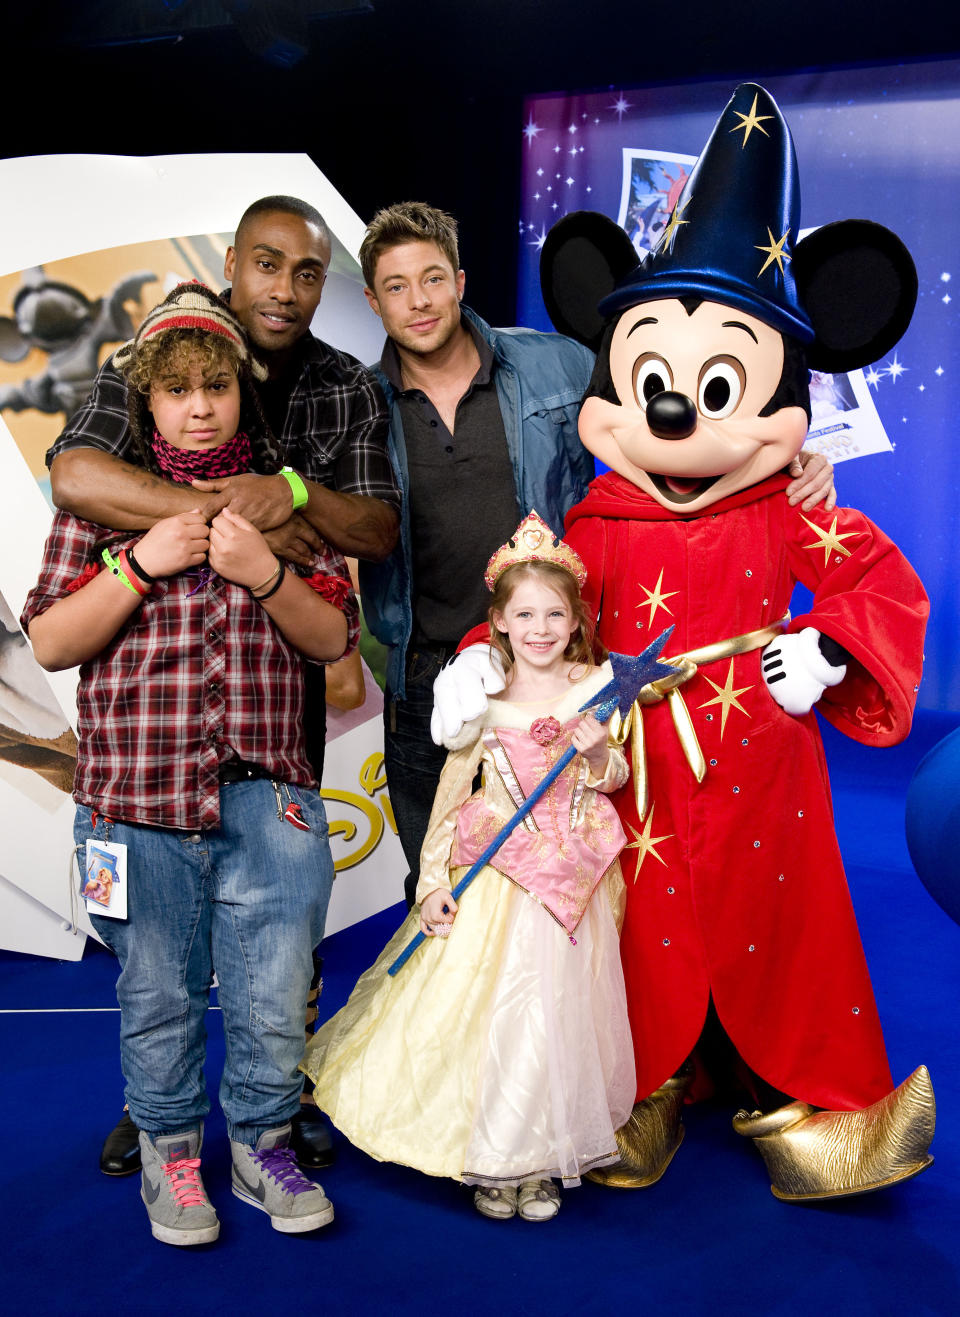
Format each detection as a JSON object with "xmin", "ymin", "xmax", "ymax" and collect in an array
[{"xmin": 301, "ymin": 512, "xmax": 635, "ymax": 1222}]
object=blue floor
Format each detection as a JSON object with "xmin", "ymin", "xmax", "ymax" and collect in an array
[{"xmin": 2, "ymin": 712, "xmax": 958, "ymax": 1316}]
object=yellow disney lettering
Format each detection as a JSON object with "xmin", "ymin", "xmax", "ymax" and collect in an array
[
  {"xmin": 319, "ymin": 789, "xmax": 384, "ymax": 873},
  {"xmin": 359, "ymin": 752, "xmax": 388, "ymax": 797}
]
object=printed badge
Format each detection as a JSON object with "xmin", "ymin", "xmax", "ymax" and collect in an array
[{"xmin": 83, "ymin": 839, "xmax": 128, "ymax": 920}]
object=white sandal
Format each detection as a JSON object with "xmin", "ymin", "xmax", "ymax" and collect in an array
[
  {"xmin": 517, "ymin": 1178, "xmax": 561, "ymax": 1221},
  {"xmin": 473, "ymin": 1183, "xmax": 518, "ymax": 1220}
]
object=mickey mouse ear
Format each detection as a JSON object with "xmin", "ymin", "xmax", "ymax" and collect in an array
[
  {"xmin": 0, "ymin": 317, "xmax": 30, "ymax": 363},
  {"xmin": 540, "ymin": 211, "xmax": 639, "ymax": 352},
  {"xmin": 792, "ymin": 220, "xmax": 917, "ymax": 372}
]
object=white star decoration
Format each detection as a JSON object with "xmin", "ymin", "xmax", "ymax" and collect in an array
[
  {"xmin": 522, "ymin": 117, "xmax": 542, "ymax": 146},
  {"xmin": 529, "ymin": 225, "xmax": 548, "ymax": 250},
  {"xmin": 884, "ymin": 354, "xmax": 907, "ymax": 382},
  {"xmin": 610, "ymin": 94, "xmax": 632, "ymax": 119},
  {"xmin": 865, "ymin": 366, "xmax": 882, "ymax": 389}
]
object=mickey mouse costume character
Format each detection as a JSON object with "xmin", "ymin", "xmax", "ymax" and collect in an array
[{"xmin": 440, "ymin": 83, "xmax": 935, "ymax": 1201}]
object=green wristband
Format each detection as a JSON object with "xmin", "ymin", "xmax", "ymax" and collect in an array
[
  {"xmin": 280, "ymin": 466, "xmax": 309, "ymax": 511},
  {"xmin": 101, "ymin": 546, "xmax": 140, "ymax": 595}
]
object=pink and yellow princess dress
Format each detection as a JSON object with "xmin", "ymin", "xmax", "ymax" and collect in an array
[{"xmin": 301, "ymin": 662, "xmax": 636, "ymax": 1188}]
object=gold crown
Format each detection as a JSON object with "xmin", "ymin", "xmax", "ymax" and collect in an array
[{"xmin": 484, "ymin": 510, "xmax": 587, "ymax": 591}]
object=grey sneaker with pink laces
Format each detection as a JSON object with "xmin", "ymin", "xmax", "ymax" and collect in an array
[{"xmin": 139, "ymin": 1127, "xmax": 219, "ymax": 1246}]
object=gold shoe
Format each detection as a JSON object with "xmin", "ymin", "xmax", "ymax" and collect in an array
[
  {"xmin": 732, "ymin": 1065, "xmax": 935, "ymax": 1202},
  {"xmin": 587, "ymin": 1067, "xmax": 692, "ymax": 1189}
]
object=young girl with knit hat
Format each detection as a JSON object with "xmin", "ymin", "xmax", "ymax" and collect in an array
[
  {"xmin": 22, "ymin": 283, "xmax": 357, "ymax": 1246},
  {"xmin": 301, "ymin": 511, "xmax": 635, "ymax": 1222}
]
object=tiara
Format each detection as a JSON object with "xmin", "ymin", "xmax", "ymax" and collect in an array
[{"xmin": 484, "ymin": 510, "xmax": 587, "ymax": 591}]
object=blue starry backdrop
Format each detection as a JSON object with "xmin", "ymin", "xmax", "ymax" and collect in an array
[{"xmin": 517, "ymin": 60, "xmax": 960, "ymax": 714}]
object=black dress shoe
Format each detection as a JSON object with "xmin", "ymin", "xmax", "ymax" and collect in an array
[
  {"xmin": 289, "ymin": 1107, "xmax": 335, "ymax": 1170},
  {"xmin": 100, "ymin": 1110, "xmax": 142, "ymax": 1177}
]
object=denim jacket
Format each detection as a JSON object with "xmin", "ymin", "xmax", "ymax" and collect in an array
[{"xmin": 359, "ymin": 306, "xmax": 596, "ymax": 697}]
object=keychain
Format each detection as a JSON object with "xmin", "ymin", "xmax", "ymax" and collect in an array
[{"xmin": 272, "ymin": 780, "xmax": 311, "ymax": 831}]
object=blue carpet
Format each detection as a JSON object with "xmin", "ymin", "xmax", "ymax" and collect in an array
[{"xmin": 2, "ymin": 712, "xmax": 958, "ymax": 1316}]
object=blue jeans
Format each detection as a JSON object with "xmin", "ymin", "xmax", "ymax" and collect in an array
[
  {"xmin": 77, "ymin": 780, "xmax": 333, "ymax": 1146},
  {"xmin": 384, "ymin": 646, "xmax": 453, "ymax": 908}
]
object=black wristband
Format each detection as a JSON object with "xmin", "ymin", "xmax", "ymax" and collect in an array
[
  {"xmin": 126, "ymin": 546, "xmax": 157, "ymax": 586},
  {"xmin": 251, "ymin": 566, "xmax": 285, "ymax": 602}
]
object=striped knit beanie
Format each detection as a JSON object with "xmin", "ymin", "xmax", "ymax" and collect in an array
[{"xmin": 112, "ymin": 281, "xmax": 267, "ymax": 380}]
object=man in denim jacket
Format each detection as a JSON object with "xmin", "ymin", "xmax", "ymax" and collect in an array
[{"xmin": 357, "ymin": 203, "xmax": 594, "ymax": 906}]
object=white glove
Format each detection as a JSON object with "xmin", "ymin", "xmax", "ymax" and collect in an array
[
  {"xmin": 430, "ymin": 643, "xmax": 507, "ymax": 746},
  {"xmin": 761, "ymin": 627, "xmax": 847, "ymax": 717}
]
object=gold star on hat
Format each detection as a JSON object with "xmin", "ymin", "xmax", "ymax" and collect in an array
[
  {"xmin": 756, "ymin": 227, "xmax": 792, "ymax": 278},
  {"xmin": 730, "ymin": 91, "xmax": 774, "ymax": 147}
]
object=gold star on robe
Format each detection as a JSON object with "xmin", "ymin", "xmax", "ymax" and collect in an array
[
  {"xmin": 799, "ymin": 513, "xmax": 859, "ymax": 567},
  {"xmin": 635, "ymin": 567, "xmax": 679, "ymax": 628},
  {"xmin": 730, "ymin": 92, "xmax": 774, "ymax": 147},
  {"xmin": 756, "ymin": 227, "xmax": 791, "ymax": 277},
  {"xmin": 657, "ymin": 201, "xmax": 689, "ymax": 253},
  {"xmin": 625, "ymin": 804, "xmax": 673, "ymax": 880},
  {"xmin": 699, "ymin": 659, "xmax": 752, "ymax": 739}
]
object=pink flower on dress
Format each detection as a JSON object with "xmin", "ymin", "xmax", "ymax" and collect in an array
[{"xmin": 530, "ymin": 715, "xmax": 563, "ymax": 745}]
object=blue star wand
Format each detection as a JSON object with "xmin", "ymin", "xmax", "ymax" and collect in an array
[{"xmin": 387, "ymin": 627, "xmax": 675, "ymax": 976}]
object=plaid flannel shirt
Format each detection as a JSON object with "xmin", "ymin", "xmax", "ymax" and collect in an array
[
  {"xmin": 47, "ymin": 333, "xmax": 400, "ymax": 511},
  {"xmin": 21, "ymin": 511, "xmax": 360, "ymax": 831}
]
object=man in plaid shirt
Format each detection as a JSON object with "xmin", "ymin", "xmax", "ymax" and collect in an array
[
  {"xmin": 45, "ymin": 196, "xmax": 400, "ymax": 1179},
  {"xmin": 49, "ymin": 196, "xmax": 399, "ymax": 565}
]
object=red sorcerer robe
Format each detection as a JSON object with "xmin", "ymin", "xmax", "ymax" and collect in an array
[{"xmin": 564, "ymin": 471, "xmax": 929, "ymax": 1111}]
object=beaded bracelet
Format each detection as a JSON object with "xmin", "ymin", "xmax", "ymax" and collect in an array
[{"xmin": 101, "ymin": 546, "xmax": 145, "ymax": 596}]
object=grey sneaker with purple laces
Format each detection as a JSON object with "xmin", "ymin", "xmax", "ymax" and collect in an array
[{"xmin": 230, "ymin": 1123, "xmax": 334, "ymax": 1233}]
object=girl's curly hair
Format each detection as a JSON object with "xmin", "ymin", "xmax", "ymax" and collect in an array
[{"xmin": 120, "ymin": 327, "xmax": 281, "ymax": 475}]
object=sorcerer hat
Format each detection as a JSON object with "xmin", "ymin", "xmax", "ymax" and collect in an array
[{"xmin": 598, "ymin": 83, "xmax": 814, "ymax": 343}]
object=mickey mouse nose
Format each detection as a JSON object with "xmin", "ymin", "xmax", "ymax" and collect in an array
[{"xmin": 646, "ymin": 391, "xmax": 698, "ymax": 439}]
